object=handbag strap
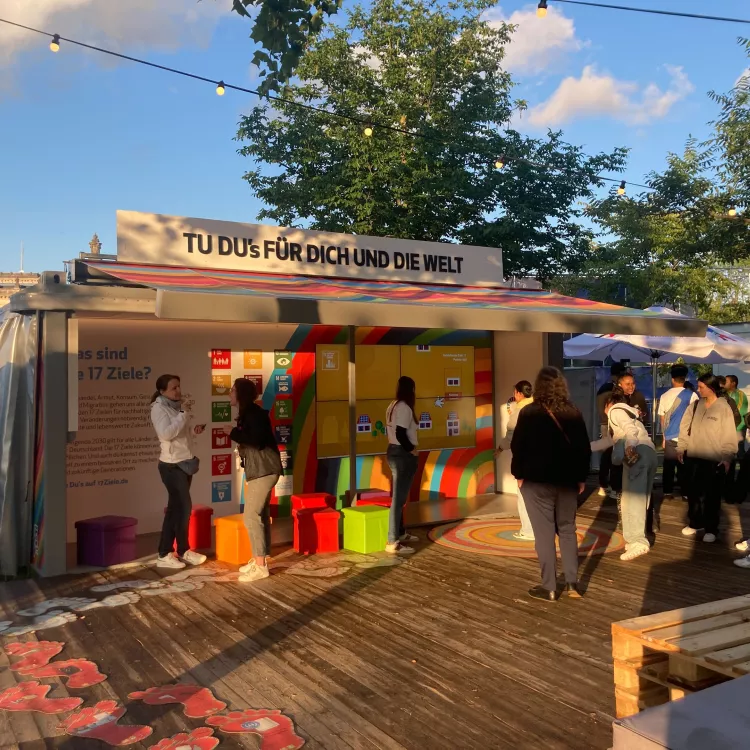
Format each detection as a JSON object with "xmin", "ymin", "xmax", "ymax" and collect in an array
[
  {"xmin": 545, "ymin": 407, "xmax": 571, "ymax": 445},
  {"xmin": 687, "ymin": 401, "xmax": 699, "ymax": 437}
]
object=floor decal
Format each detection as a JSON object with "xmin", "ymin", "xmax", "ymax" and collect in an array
[
  {"xmin": 149, "ymin": 727, "xmax": 220, "ymax": 750},
  {"xmin": 428, "ymin": 518, "xmax": 626, "ymax": 558},
  {"xmin": 30, "ymin": 658, "xmax": 108, "ymax": 688},
  {"xmin": 0, "ymin": 681, "xmax": 83, "ymax": 713},
  {"xmin": 128, "ymin": 684, "xmax": 227, "ymax": 718},
  {"xmin": 207, "ymin": 708, "xmax": 305, "ymax": 749},
  {"xmin": 0, "ymin": 611, "xmax": 78, "ymax": 636},
  {"xmin": 6, "ymin": 640, "xmax": 65, "ymax": 672},
  {"xmin": 58, "ymin": 700, "xmax": 153, "ymax": 746}
]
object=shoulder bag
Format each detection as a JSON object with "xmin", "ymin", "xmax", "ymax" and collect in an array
[{"xmin": 238, "ymin": 444, "xmax": 282, "ymax": 481}]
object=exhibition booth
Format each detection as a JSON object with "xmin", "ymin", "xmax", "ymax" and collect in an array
[{"xmin": 2, "ymin": 211, "xmax": 706, "ymax": 577}]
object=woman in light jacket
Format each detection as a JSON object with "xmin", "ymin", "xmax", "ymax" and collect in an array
[
  {"xmin": 677, "ymin": 373, "xmax": 738, "ymax": 543},
  {"xmin": 496, "ymin": 380, "xmax": 534, "ymax": 540},
  {"xmin": 151, "ymin": 374, "xmax": 206, "ymax": 569},
  {"xmin": 591, "ymin": 387, "xmax": 656, "ymax": 561}
]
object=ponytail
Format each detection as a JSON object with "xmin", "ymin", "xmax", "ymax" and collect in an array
[{"xmin": 151, "ymin": 374, "xmax": 180, "ymax": 403}]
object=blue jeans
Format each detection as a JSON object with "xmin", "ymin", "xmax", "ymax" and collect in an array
[
  {"xmin": 616, "ymin": 444, "xmax": 657, "ymax": 548},
  {"xmin": 386, "ymin": 445, "xmax": 418, "ymax": 543}
]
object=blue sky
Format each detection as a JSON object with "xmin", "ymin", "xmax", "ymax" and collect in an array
[{"xmin": 0, "ymin": 0, "xmax": 748, "ymax": 272}]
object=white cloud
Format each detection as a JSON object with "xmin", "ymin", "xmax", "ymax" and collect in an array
[
  {"xmin": 351, "ymin": 44, "xmax": 382, "ymax": 72},
  {"xmin": 525, "ymin": 64, "xmax": 694, "ymax": 127},
  {"xmin": 485, "ymin": 5, "xmax": 583, "ymax": 75},
  {"xmin": 0, "ymin": 0, "xmax": 223, "ymax": 70}
]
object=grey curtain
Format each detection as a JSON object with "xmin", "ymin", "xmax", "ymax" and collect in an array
[{"xmin": 0, "ymin": 308, "xmax": 37, "ymax": 577}]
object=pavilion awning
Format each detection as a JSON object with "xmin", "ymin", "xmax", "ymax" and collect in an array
[{"xmin": 82, "ymin": 261, "xmax": 707, "ymax": 336}]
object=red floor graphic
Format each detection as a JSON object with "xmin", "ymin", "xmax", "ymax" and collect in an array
[
  {"xmin": 150, "ymin": 726, "xmax": 221, "ymax": 750},
  {"xmin": 30, "ymin": 658, "xmax": 108, "ymax": 688},
  {"xmin": 6, "ymin": 640, "xmax": 65, "ymax": 672},
  {"xmin": 0, "ymin": 681, "xmax": 83, "ymax": 713},
  {"xmin": 207, "ymin": 708, "xmax": 305, "ymax": 750},
  {"xmin": 128, "ymin": 684, "xmax": 227, "ymax": 718},
  {"xmin": 58, "ymin": 700, "xmax": 153, "ymax": 746}
]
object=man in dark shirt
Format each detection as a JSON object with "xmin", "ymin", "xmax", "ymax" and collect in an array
[
  {"xmin": 618, "ymin": 373, "xmax": 650, "ymax": 428},
  {"xmin": 597, "ymin": 363, "xmax": 627, "ymax": 497}
]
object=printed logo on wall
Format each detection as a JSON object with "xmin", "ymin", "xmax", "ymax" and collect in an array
[
  {"xmin": 322, "ymin": 350, "xmax": 339, "ymax": 370},
  {"xmin": 243, "ymin": 350, "xmax": 262, "ymax": 369},
  {"xmin": 275, "ymin": 474, "xmax": 293, "ymax": 498},
  {"xmin": 274, "ymin": 399, "xmax": 293, "ymax": 421},
  {"xmin": 417, "ymin": 345, "xmax": 431, "ymax": 352},
  {"xmin": 280, "ymin": 450, "xmax": 293, "ymax": 473},
  {"xmin": 211, "ymin": 429, "xmax": 231, "ymax": 450},
  {"xmin": 447, "ymin": 412, "xmax": 460, "ymax": 437},
  {"xmin": 211, "ymin": 374, "xmax": 231, "ymax": 396},
  {"xmin": 211, "ymin": 349, "xmax": 231, "ymax": 370},
  {"xmin": 211, "ymin": 481, "xmax": 232, "ymax": 503},
  {"xmin": 274, "ymin": 425, "xmax": 292, "ymax": 445},
  {"xmin": 211, "ymin": 401, "xmax": 231, "ymax": 423},
  {"xmin": 357, "ymin": 415, "xmax": 372, "ymax": 434},
  {"xmin": 274, "ymin": 351, "xmax": 292, "ymax": 369},
  {"xmin": 211, "ymin": 454, "xmax": 232, "ymax": 476},
  {"xmin": 275, "ymin": 374, "xmax": 292, "ymax": 395},
  {"xmin": 244, "ymin": 374, "xmax": 263, "ymax": 395},
  {"xmin": 446, "ymin": 377, "xmax": 461, "ymax": 387},
  {"xmin": 419, "ymin": 412, "xmax": 432, "ymax": 430}
]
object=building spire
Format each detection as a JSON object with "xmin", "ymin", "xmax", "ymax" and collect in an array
[
  {"xmin": 89, "ymin": 234, "xmax": 102, "ymax": 255},
  {"xmin": 20, "ymin": 242, "xmax": 24, "ymax": 273}
]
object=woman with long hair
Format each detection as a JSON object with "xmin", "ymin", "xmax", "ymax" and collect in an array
[
  {"xmin": 385, "ymin": 376, "xmax": 420, "ymax": 555},
  {"xmin": 496, "ymin": 380, "xmax": 535, "ymax": 540},
  {"xmin": 511, "ymin": 367, "xmax": 591, "ymax": 602},
  {"xmin": 677, "ymin": 373, "xmax": 737, "ymax": 543},
  {"xmin": 150, "ymin": 374, "xmax": 207, "ymax": 569},
  {"xmin": 226, "ymin": 378, "xmax": 282, "ymax": 582}
]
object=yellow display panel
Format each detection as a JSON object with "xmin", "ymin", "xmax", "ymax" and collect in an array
[
  {"xmin": 414, "ymin": 397, "xmax": 475, "ymax": 451},
  {"xmin": 316, "ymin": 344, "xmax": 349, "ymax": 402},
  {"xmin": 355, "ymin": 345, "xmax": 400, "ymax": 400},
  {"xmin": 316, "ymin": 400, "xmax": 349, "ymax": 459},
  {"xmin": 354, "ymin": 399, "xmax": 391, "ymax": 456},
  {"xmin": 400, "ymin": 346, "xmax": 475, "ymax": 398}
]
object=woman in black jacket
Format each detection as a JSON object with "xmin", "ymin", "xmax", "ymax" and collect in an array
[
  {"xmin": 225, "ymin": 378, "xmax": 281, "ymax": 583},
  {"xmin": 511, "ymin": 367, "xmax": 591, "ymax": 602}
]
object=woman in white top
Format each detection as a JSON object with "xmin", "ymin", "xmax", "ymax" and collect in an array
[
  {"xmin": 592, "ymin": 387, "xmax": 656, "ymax": 561},
  {"xmin": 150, "ymin": 374, "xmax": 206, "ymax": 569},
  {"xmin": 385, "ymin": 376, "xmax": 420, "ymax": 555}
]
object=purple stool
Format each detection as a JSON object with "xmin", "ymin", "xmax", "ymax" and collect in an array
[{"xmin": 75, "ymin": 516, "xmax": 138, "ymax": 567}]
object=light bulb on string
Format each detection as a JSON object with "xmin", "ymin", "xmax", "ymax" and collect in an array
[
  {"xmin": 494, "ymin": 155, "xmax": 506, "ymax": 170},
  {"xmin": 50, "ymin": 34, "xmax": 60, "ymax": 53},
  {"xmin": 537, "ymin": 1, "xmax": 548, "ymax": 18},
  {"xmin": 617, "ymin": 180, "xmax": 626, "ymax": 195},
  {"xmin": 728, "ymin": 206, "xmax": 737, "ymax": 217},
  {"xmin": 216, "ymin": 81, "xmax": 226, "ymax": 96},
  {"xmin": 363, "ymin": 125, "xmax": 374, "ymax": 137}
]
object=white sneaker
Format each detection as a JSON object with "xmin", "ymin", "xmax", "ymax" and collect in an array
[
  {"xmin": 512, "ymin": 531, "xmax": 535, "ymax": 541},
  {"xmin": 157, "ymin": 554, "xmax": 186, "ymax": 569},
  {"xmin": 734, "ymin": 555, "xmax": 750, "ymax": 569},
  {"xmin": 239, "ymin": 564, "xmax": 269, "ymax": 583},
  {"xmin": 620, "ymin": 544, "xmax": 650, "ymax": 561},
  {"xmin": 399, "ymin": 533, "xmax": 419, "ymax": 543},
  {"xmin": 736, "ymin": 540, "xmax": 750, "ymax": 552},
  {"xmin": 239, "ymin": 560, "xmax": 258, "ymax": 574},
  {"xmin": 682, "ymin": 526, "xmax": 702, "ymax": 537},
  {"xmin": 181, "ymin": 550, "xmax": 207, "ymax": 566},
  {"xmin": 385, "ymin": 542, "xmax": 415, "ymax": 555},
  {"xmin": 703, "ymin": 533, "xmax": 717, "ymax": 544}
]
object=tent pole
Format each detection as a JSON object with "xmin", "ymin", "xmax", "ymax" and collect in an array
[
  {"xmin": 651, "ymin": 359, "xmax": 658, "ymax": 444},
  {"xmin": 348, "ymin": 325, "xmax": 357, "ymax": 504}
]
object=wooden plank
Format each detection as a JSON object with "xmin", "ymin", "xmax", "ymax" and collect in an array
[
  {"xmin": 667, "ymin": 655, "xmax": 729, "ymax": 688},
  {"xmin": 672, "ymin": 622, "xmax": 750, "ymax": 657},
  {"xmin": 704, "ymin": 642, "xmax": 750, "ymax": 667},
  {"xmin": 643, "ymin": 610, "xmax": 750, "ymax": 644}
]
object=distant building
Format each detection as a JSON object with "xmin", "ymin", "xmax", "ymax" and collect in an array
[
  {"xmin": 0, "ymin": 272, "xmax": 40, "ymax": 305},
  {"xmin": 712, "ymin": 265, "xmax": 750, "ymax": 304}
]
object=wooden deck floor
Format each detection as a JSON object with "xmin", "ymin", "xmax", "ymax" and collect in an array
[{"xmin": 3, "ymin": 491, "xmax": 750, "ymax": 749}]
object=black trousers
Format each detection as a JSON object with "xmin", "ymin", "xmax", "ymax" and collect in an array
[
  {"xmin": 733, "ymin": 450, "xmax": 750, "ymax": 504},
  {"xmin": 599, "ymin": 446, "xmax": 623, "ymax": 492},
  {"xmin": 158, "ymin": 462, "xmax": 192, "ymax": 557},
  {"xmin": 685, "ymin": 457, "xmax": 724, "ymax": 535}
]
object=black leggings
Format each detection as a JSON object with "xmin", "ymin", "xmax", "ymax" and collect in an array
[{"xmin": 158, "ymin": 462, "xmax": 192, "ymax": 557}]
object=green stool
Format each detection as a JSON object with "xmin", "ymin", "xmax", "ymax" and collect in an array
[{"xmin": 342, "ymin": 506, "xmax": 390, "ymax": 553}]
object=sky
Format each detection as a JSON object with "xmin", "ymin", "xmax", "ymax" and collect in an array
[{"xmin": 0, "ymin": 0, "xmax": 748, "ymax": 273}]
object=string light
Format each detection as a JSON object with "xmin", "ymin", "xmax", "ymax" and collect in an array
[
  {"xmin": 494, "ymin": 155, "xmax": 506, "ymax": 170},
  {"xmin": 537, "ymin": 1, "xmax": 548, "ymax": 18},
  {"xmin": 728, "ymin": 206, "xmax": 738, "ymax": 217},
  {"xmin": 617, "ymin": 180, "xmax": 626, "ymax": 195},
  {"xmin": 363, "ymin": 125, "xmax": 374, "ymax": 137},
  {"xmin": 49, "ymin": 34, "xmax": 60, "ymax": 52},
  {"xmin": 216, "ymin": 80, "xmax": 225, "ymax": 96},
  {"xmin": 546, "ymin": 0, "xmax": 749, "ymax": 25}
]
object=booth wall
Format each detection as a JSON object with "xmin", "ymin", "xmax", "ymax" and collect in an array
[{"xmin": 66, "ymin": 319, "xmax": 494, "ymax": 541}]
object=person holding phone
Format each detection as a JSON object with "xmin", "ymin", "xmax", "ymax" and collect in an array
[
  {"xmin": 677, "ymin": 374, "xmax": 738, "ymax": 543},
  {"xmin": 385, "ymin": 376, "xmax": 420, "ymax": 555},
  {"xmin": 151, "ymin": 374, "xmax": 207, "ymax": 569}
]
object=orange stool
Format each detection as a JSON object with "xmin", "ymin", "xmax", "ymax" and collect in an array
[
  {"xmin": 293, "ymin": 508, "xmax": 341, "ymax": 555},
  {"xmin": 215, "ymin": 514, "xmax": 253, "ymax": 565},
  {"xmin": 291, "ymin": 493, "xmax": 336, "ymax": 511}
]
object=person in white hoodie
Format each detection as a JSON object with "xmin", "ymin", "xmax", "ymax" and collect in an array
[
  {"xmin": 591, "ymin": 387, "xmax": 656, "ymax": 561},
  {"xmin": 150, "ymin": 374, "xmax": 207, "ymax": 569},
  {"xmin": 677, "ymin": 373, "xmax": 738, "ymax": 543}
]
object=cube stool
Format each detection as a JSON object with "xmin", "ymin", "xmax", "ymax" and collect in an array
[
  {"xmin": 75, "ymin": 516, "xmax": 138, "ymax": 567},
  {"xmin": 293, "ymin": 508, "xmax": 341, "ymax": 555},
  {"xmin": 291, "ymin": 493, "xmax": 336, "ymax": 511},
  {"xmin": 215, "ymin": 514, "xmax": 252, "ymax": 565},
  {"xmin": 341, "ymin": 506, "xmax": 390, "ymax": 554},
  {"xmin": 164, "ymin": 503, "xmax": 213, "ymax": 552},
  {"xmin": 357, "ymin": 491, "xmax": 392, "ymax": 508}
]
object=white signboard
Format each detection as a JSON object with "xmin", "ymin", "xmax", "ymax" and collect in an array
[{"xmin": 116, "ymin": 210, "xmax": 504, "ymax": 287}]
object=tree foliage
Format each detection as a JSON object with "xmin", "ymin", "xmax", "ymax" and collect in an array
[{"xmin": 236, "ymin": 0, "xmax": 626, "ymax": 283}]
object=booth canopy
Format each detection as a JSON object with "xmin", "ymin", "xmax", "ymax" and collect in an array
[{"xmin": 72, "ymin": 261, "xmax": 707, "ymax": 337}]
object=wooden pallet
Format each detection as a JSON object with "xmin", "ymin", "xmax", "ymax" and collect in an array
[{"xmin": 611, "ymin": 594, "xmax": 750, "ymax": 718}]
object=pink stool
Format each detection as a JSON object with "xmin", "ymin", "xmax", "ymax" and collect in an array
[
  {"xmin": 293, "ymin": 508, "xmax": 341, "ymax": 554},
  {"xmin": 357, "ymin": 490, "xmax": 392, "ymax": 508}
]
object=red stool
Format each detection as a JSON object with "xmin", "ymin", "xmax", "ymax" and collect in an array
[
  {"xmin": 293, "ymin": 508, "xmax": 341, "ymax": 554},
  {"xmin": 291, "ymin": 493, "xmax": 336, "ymax": 511},
  {"xmin": 358, "ymin": 491, "xmax": 392, "ymax": 508},
  {"xmin": 164, "ymin": 504, "xmax": 213, "ymax": 551}
]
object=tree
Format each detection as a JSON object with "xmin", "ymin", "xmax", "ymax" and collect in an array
[
  {"xmin": 236, "ymin": 0, "xmax": 626, "ymax": 283},
  {"xmin": 559, "ymin": 142, "xmax": 750, "ymax": 321}
]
